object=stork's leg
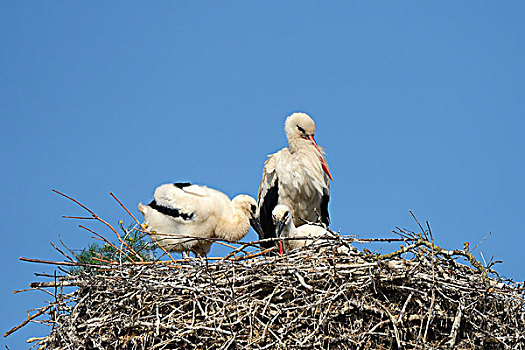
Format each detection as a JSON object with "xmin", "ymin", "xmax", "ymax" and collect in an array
[
  {"xmin": 203, "ymin": 252, "xmax": 209, "ymax": 271},
  {"xmin": 190, "ymin": 251, "xmax": 208, "ymax": 269}
]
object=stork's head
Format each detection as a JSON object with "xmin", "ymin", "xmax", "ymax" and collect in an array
[
  {"xmin": 232, "ymin": 195, "xmax": 257, "ymax": 219},
  {"xmin": 284, "ymin": 112, "xmax": 334, "ymax": 181},
  {"xmin": 285, "ymin": 112, "xmax": 316, "ymax": 142},
  {"xmin": 272, "ymin": 204, "xmax": 293, "ymax": 238}
]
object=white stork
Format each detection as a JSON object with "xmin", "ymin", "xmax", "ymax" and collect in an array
[
  {"xmin": 254, "ymin": 112, "xmax": 333, "ymax": 249},
  {"xmin": 272, "ymin": 204, "xmax": 336, "ymax": 252},
  {"xmin": 138, "ymin": 182, "xmax": 257, "ymax": 257}
]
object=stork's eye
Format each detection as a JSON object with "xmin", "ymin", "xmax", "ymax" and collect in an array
[{"xmin": 297, "ymin": 125, "xmax": 306, "ymax": 134}]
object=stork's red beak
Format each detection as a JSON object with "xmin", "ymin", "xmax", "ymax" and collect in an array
[{"xmin": 308, "ymin": 135, "xmax": 334, "ymax": 181}]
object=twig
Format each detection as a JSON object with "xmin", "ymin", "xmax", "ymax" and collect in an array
[
  {"xmin": 79, "ymin": 225, "xmax": 132, "ymax": 261},
  {"xmin": 471, "ymin": 232, "xmax": 492, "ymax": 252},
  {"xmin": 49, "ymin": 241, "xmax": 74, "ymax": 262},
  {"xmin": 4, "ymin": 306, "xmax": 51, "ymax": 337},
  {"xmin": 20, "ymin": 257, "xmax": 109, "ymax": 269},
  {"xmin": 53, "ymin": 189, "xmax": 144, "ymax": 262},
  {"xmin": 446, "ymin": 301, "xmax": 463, "ymax": 348}
]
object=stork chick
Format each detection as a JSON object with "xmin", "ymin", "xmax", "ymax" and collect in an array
[
  {"xmin": 138, "ymin": 182, "xmax": 257, "ymax": 257},
  {"xmin": 272, "ymin": 204, "xmax": 334, "ymax": 252},
  {"xmin": 254, "ymin": 112, "xmax": 333, "ymax": 248}
]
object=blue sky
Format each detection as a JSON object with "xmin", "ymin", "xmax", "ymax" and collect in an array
[{"xmin": 2, "ymin": 2, "xmax": 524, "ymax": 347}]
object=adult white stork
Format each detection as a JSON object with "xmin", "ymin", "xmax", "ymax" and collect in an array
[
  {"xmin": 254, "ymin": 112, "xmax": 333, "ymax": 249},
  {"xmin": 272, "ymin": 205, "xmax": 336, "ymax": 252},
  {"xmin": 138, "ymin": 182, "xmax": 257, "ymax": 257}
]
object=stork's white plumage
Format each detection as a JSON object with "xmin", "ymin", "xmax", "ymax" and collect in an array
[
  {"xmin": 138, "ymin": 182, "xmax": 257, "ymax": 257},
  {"xmin": 272, "ymin": 205, "xmax": 334, "ymax": 252},
  {"xmin": 254, "ymin": 112, "xmax": 333, "ymax": 248}
]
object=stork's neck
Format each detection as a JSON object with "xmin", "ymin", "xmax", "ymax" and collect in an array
[
  {"xmin": 281, "ymin": 219, "xmax": 297, "ymax": 238},
  {"xmin": 216, "ymin": 208, "xmax": 250, "ymax": 242},
  {"xmin": 287, "ymin": 137, "xmax": 317, "ymax": 154}
]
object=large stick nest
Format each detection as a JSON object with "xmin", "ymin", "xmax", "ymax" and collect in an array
[
  {"xmin": 24, "ymin": 235, "xmax": 525, "ymax": 349},
  {"xmin": 6, "ymin": 191, "xmax": 524, "ymax": 349}
]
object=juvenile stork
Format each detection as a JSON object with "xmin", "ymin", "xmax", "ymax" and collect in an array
[
  {"xmin": 138, "ymin": 182, "xmax": 257, "ymax": 257},
  {"xmin": 272, "ymin": 205, "xmax": 336, "ymax": 252},
  {"xmin": 254, "ymin": 112, "xmax": 333, "ymax": 248}
]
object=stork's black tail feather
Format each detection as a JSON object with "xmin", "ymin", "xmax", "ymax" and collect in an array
[{"xmin": 256, "ymin": 180, "xmax": 279, "ymax": 249}]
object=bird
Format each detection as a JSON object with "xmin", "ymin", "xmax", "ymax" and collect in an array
[
  {"xmin": 272, "ymin": 204, "xmax": 335, "ymax": 252},
  {"xmin": 254, "ymin": 112, "xmax": 333, "ymax": 249},
  {"xmin": 138, "ymin": 182, "xmax": 257, "ymax": 257}
]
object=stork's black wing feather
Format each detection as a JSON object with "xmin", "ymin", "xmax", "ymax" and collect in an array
[
  {"xmin": 320, "ymin": 187, "xmax": 330, "ymax": 226},
  {"xmin": 173, "ymin": 182, "xmax": 192, "ymax": 189},
  {"xmin": 257, "ymin": 179, "xmax": 279, "ymax": 248},
  {"xmin": 148, "ymin": 200, "xmax": 194, "ymax": 221}
]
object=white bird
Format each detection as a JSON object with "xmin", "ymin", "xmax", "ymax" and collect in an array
[
  {"xmin": 254, "ymin": 112, "xmax": 333, "ymax": 248},
  {"xmin": 272, "ymin": 205, "xmax": 335, "ymax": 252},
  {"xmin": 138, "ymin": 182, "xmax": 257, "ymax": 257}
]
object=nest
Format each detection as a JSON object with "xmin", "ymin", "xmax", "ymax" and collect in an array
[
  {"xmin": 10, "ymin": 235, "xmax": 524, "ymax": 350},
  {"xmin": 5, "ymin": 191, "xmax": 525, "ymax": 349}
]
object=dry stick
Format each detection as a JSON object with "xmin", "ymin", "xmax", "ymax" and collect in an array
[
  {"xmin": 223, "ymin": 242, "xmax": 253, "ymax": 260},
  {"xmin": 52, "ymin": 270, "xmax": 57, "ymax": 330},
  {"xmin": 91, "ymin": 257, "xmax": 117, "ymax": 265},
  {"xmin": 28, "ymin": 281, "xmax": 82, "ymax": 288},
  {"xmin": 393, "ymin": 227, "xmax": 413, "ymax": 240},
  {"xmin": 109, "ymin": 191, "xmax": 177, "ymax": 263},
  {"xmin": 13, "ymin": 288, "xmax": 36, "ymax": 294},
  {"xmin": 14, "ymin": 287, "xmax": 55, "ymax": 298},
  {"xmin": 61, "ymin": 215, "xmax": 94, "ymax": 220},
  {"xmin": 409, "ymin": 210, "xmax": 428, "ymax": 241},
  {"xmin": 446, "ymin": 301, "xmax": 463, "ymax": 349},
  {"xmin": 26, "ymin": 336, "xmax": 46, "ymax": 344},
  {"xmin": 53, "ymin": 189, "xmax": 143, "ymax": 262},
  {"xmin": 49, "ymin": 241, "xmax": 74, "ymax": 262},
  {"xmin": 214, "ymin": 241, "xmax": 239, "ymax": 250},
  {"xmin": 133, "ymin": 230, "xmax": 180, "ymax": 264},
  {"xmin": 375, "ymin": 300, "xmax": 402, "ymax": 349},
  {"xmin": 4, "ymin": 306, "xmax": 51, "ymax": 337},
  {"xmin": 423, "ymin": 287, "xmax": 436, "ymax": 343},
  {"xmin": 108, "ymin": 191, "xmax": 140, "ymax": 224},
  {"xmin": 397, "ymin": 292, "xmax": 414, "ymax": 325},
  {"xmin": 376, "ymin": 238, "xmax": 491, "ymax": 281},
  {"xmin": 471, "ymin": 231, "xmax": 492, "ymax": 252},
  {"xmin": 376, "ymin": 240, "xmax": 425, "ymax": 260},
  {"xmin": 230, "ymin": 247, "xmax": 276, "ymax": 261},
  {"xmin": 20, "ymin": 257, "xmax": 109, "ymax": 269},
  {"xmin": 132, "ymin": 227, "xmax": 195, "ymax": 262},
  {"xmin": 79, "ymin": 225, "xmax": 132, "ymax": 261},
  {"xmin": 21, "ymin": 255, "xmax": 233, "ymax": 272},
  {"xmin": 91, "ymin": 236, "xmax": 106, "ymax": 243},
  {"xmin": 423, "ymin": 220, "xmax": 437, "ymax": 343},
  {"xmin": 130, "ymin": 232, "xmax": 411, "ymax": 254},
  {"xmin": 351, "ymin": 237, "xmax": 414, "ymax": 243},
  {"xmin": 109, "ymin": 192, "xmax": 175, "ymax": 262},
  {"xmin": 59, "ymin": 235, "xmax": 80, "ymax": 260}
]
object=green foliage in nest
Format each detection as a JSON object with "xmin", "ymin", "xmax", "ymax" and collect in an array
[{"xmin": 70, "ymin": 222, "xmax": 156, "ymax": 274}]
